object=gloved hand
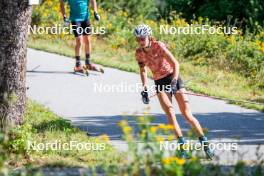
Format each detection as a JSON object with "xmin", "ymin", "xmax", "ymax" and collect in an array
[
  {"xmin": 141, "ymin": 90, "xmax": 150, "ymax": 104},
  {"xmin": 170, "ymin": 78, "xmax": 178, "ymax": 94},
  {"xmin": 63, "ymin": 16, "xmax": 70, "ymax": 27},
  {"xmin": 94, "ymin": 12, "xmax": 100, "ymax": 21}
]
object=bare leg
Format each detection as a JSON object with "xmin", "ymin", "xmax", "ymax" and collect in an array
[
  {"xmin": 82, "ymin": 35, "xmax": 104, "ymax": 73},
  {"xmin": 75, "ymin": 36, "xmax": 82, "ymax": 57},
  {"xmin": 175, "ymin": 89, "xmax": 214, "ymax": 159},
  {"xmin": 83, "ymin": 35, "xmax": 91, "ymax": 55},
  {"xmin": 175, "ymin": 88, "xmax": 204, "ymax": 137},
  {"xmin": 157, "ymin": 91, "xmax": 182, "ymax": 138}
]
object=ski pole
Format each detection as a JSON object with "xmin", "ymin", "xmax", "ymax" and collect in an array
[{"xmin": 149, "ymin": 91, "xmax": 264, "ymax": 105}]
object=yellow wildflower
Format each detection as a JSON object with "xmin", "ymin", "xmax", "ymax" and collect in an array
[
  {"xmin": 156, "ymin": 136, "xmax": 164, "ymax": 142},
  {"xmin": 162, "ymin": 157, "xmax": 172, "ymax": 165},
  {"xmin": 158, "ymin": 124, "xmax": 173, "ymax": 131},
  {"xmin": 99, "ymin": 134, "xmax": 109, "ymax": 142},
  {"xmin": 162, "ymin": 157, "xmax": 185, "ymax": 165},
  {"xmin": 118, "ymin": 120, "xmax": 127, "ymax": 127},
  {"xmin": 150, "ymin": 126, "xmax": 158, "ymax": 133},
  {"xmin": 107, "ymin": 23, "xmax": 112, "ymax": 30},
  {"xmin": 261, "ymin": 46, "xmax": 264, "ymax": 53},
  {"xmin": 174, "ymin": 157, "xmax": 186, "ymax": 165},
  {"xmin": 256, "ymin": 40, "xmax": 261, "ymax": 46},
  {"xmin": 123, "ymin": 12, "xmax": 128, "ymax": 17},
  {"xmin": 166, "ymin": 125, "xmax": 174, "ymax": 130},
  {"xmin": 227, "ymin": 35, "xmax": 236, "ymax": 44},
  {"xmin": 123, "ymin": 126, "xmax": 132, "ymax": 134},
  {"xmin": 167, "ymin": 135, "xmax": 175, "ymax": 141},
  {"xmin": 158, "ymin": 124, "xmax": 166, "ymax": 129}
]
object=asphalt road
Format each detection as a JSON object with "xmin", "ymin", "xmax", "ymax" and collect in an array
[{"xmin": 26, "ymin": 48, "xmax": 264, "ymax": 165}]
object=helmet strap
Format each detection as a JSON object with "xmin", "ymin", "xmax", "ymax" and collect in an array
[{"xmin": 147, "ymin": 38, "xmax": 152, "ymax": 48}]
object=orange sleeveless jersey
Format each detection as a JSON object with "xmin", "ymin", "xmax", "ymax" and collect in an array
[{"xmin": 135, "ymin": 40, "xmax": 173, "ymax": 80}]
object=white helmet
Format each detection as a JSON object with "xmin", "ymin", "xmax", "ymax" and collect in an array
[{"xmin": 134, "ymin": 24, "xmax": 152, "ymax": 38}]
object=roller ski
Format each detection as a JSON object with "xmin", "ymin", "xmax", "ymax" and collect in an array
[
  {"xmin": 84, "ymin": 64, "xmax": 104, "ymax": 74},
  {"xmin": 73, "ymin": 66, "xmax": 89, "ymax": 76}
]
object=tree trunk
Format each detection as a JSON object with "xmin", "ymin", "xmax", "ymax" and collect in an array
[{"xmin": 0, "ymin": 0, "xmax": 32, "ymax": 129}]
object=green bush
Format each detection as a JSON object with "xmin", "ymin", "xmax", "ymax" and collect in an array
[
  {"xmin": 97, "ymin": 0, "xmax": 158, "ymax": 19},
  {"xmin": 159, "ymin": 0, "xmax": 264, "ymax": 31}
]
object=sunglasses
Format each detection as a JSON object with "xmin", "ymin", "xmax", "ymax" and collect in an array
[{"xmin": 136, "ymin": 37, "xmax": 147, "ymax": 42}]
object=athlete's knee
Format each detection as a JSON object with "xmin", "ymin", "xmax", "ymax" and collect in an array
[
  {"xmin": 182, "ymin": 110, "xmax": 194, "ymax": 122},
  {"xmin": 164, "ymin": 105, "xmax": 175, "ymax": 115},
  {"xmin": 185, "ymin": 116, "xmax": 195, "ymax": 124},
  {"xmin": 84, "ymin": 36, "xmax": 91, "ymax": 43},
  {"xmin": 76, "ymin": 37, "xmax": 82, "ymax": 46}
]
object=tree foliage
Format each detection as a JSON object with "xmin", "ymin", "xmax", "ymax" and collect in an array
[
  {"xmin": 161, "ymin": 0, "xmax": 264, "ymax": 30},
  {"xmin": 97, "ymin": 0, "xmax": 158, "ymax": 19},
  {"xmin": 98, "ymin": 0, "xmax": 264, "ymax": 30}
]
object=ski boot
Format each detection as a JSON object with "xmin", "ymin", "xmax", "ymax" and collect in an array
[
  {"xmin": 74, "ymin": 65, "xmax": 89, "ymax": 76},
  {"xmin": 199, "ymin": 136, "xmax": 214, "ymax": 160},
  {"xmin": 177, "ymin": 137, "xmax": 190, "ymax": 159}
]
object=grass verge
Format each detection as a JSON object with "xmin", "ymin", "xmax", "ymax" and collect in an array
[
  {"xmin": 28, "ymin": 36, "xmax": 264, "ymax": 111},
  {"xmin": 7, "ymin": 101, "xmax": 122, "ymax": 169}
]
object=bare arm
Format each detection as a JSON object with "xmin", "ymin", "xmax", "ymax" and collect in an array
[
  {"xmin": 90, "ymin": 0, "xmax": 98, "ymax": 12},
  {"xmin": 139, "ymin": 65, "xmax": 148, "ymax": 90},
  {"xmin": 59, "ymin": 0, "xmax": 66, "ymax": 18}
]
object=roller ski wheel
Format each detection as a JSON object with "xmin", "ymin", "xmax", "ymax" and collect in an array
[
  {"xmin": 84, "ymin": 64, "xmax": 104, "ymax": 74},
  {"xmin": 82, "ymin": 66, "xmax": 89, "ymax": 76},
  {"xmin": 74, "ymin": 66, "xmax": 89, "ymax": 76}
]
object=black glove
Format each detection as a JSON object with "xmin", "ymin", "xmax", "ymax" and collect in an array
[
  {"xmin": 171, "ymin": 79, "xmax": 178, "ymax": 94},
  {"xmin": 63, "ymin": 16, "xmax": 70, "ymax": 27},
  {"xmin": 94, "ymin": 12, "xmax": 100, "ymax": 21},
  {"xmin": 141, "ymin": 90, "xmax": 150, "ymax": 104}
]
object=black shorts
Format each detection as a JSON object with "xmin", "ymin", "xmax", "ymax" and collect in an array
[
  {"xmin": 71, "ymin": 20, "xmax": 91, "ymax": 37},
  {"xmin": 154, "ymin": 74, "xmax": 185, "ymax": 93}
]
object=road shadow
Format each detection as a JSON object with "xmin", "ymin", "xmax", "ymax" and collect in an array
[
  {"xmin": 27, "ymin": 70, "xmax": 101, "ymax": 76},
  {"xmin": 70, "ymin": 112, "xmax": 264, "ymax": 145}
]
